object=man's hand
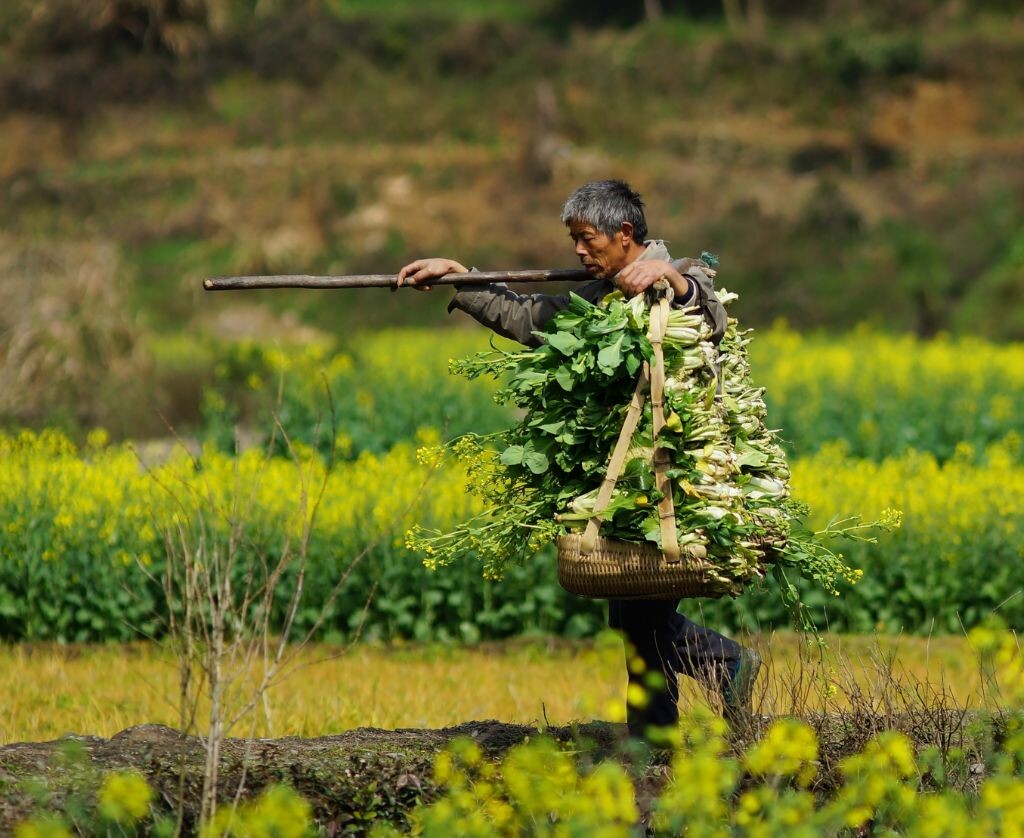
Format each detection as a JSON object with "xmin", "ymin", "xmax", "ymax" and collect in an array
[
  {"xmin": 396, "ymin": 257, "xmax": 469, "ymax": 291},
  {"xmin": 616, "ymin": 259, "xmax": 694, "ymax": 302}
]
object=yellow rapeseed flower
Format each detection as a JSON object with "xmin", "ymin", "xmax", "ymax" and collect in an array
[
  {"xmin": 97, "ymin": 770, "xmax": 154, "ymax": 824},
  {"xmin": 14, "ymin": 814, "xmax": 72, "ymax": 838}
]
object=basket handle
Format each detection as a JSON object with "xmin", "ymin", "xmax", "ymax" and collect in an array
[
  {"xmin": 579, "ymin": 281, "xmax": 680, "ymax": 562},
  {"xmin": 579, "ymin": 364, "xmax": 650, "ymax": 554},
  {"xmin": 648, "ymin": 294, "xmax": 681, "ymax": 563}
]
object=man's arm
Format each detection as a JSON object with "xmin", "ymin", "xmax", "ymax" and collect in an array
[
  {"xmin": 446, "ymin": 283, "xmax": 571, "ymax": 348},
  {"xmin": 674, "ymin": 258, "xmax": 727, "ymax": 345},
  {"xmin": 450, "ymin": 277, "xmax": 617, "ymax": 347},
  {"xmin": 397, "ymin": 257, "xmax": 610, "ymax": 347},
  {"xmin": 397, "ymin": 254, "xmax": 725, "ymax": 345}
]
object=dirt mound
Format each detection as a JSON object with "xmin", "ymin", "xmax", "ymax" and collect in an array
[
  {"xmin": 2, "ymin": 710, "xmax": 1003, "ymax": 832},
  {"xmin": 0, "ymin": 720, "xmax": 621, "ymax": 832}
]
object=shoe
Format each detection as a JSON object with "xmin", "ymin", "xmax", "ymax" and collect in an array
[{"xmin": 720, "ymin": 648, "xmax": 761, "ymax": 729}]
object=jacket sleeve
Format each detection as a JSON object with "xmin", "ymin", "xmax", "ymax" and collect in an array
[
  {"xmin": 447, "ymin": 278, "xmax": 612, "ymax": 348},
  {"xmin": 673, "ymin": 258, "xmax": 728, "ymax": 345}
]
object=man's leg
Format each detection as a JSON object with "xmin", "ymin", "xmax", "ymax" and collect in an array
[
  {"xmin": 608, "ymin": 598, "xmax": 685, "ymax": 738},
  {"xmin": 610, "ymin": 601, "xmax": 760, "ymax": 736},
  {"xmin": 669, "ymin": 611, "xmax": 742, "ymax": 682},
  {"xmin": 670, "ymin": 610, "xmax": 761, "ymax": 726}
]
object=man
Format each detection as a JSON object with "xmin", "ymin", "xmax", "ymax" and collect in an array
[{"xmin": 397, "ymin": 179, "xmax": 760, "ymax": 738}]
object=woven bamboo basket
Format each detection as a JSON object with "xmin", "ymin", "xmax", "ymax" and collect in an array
[
  {"xmin": 557, "ymin": 533, "xmax": 727, "ymax": 600},
  {"xmin": 557, "ymin": 533, "xmax": 783, "ymax": 600}
]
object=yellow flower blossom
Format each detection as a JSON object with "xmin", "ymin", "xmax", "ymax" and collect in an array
[
  {"xmin": 14, "ymin": 814, "xmax": 72, "ymax": 838},
  {"xmin": 201, "ymin": 785, "xmax": 312, "ymax": 838},
  {"xmin": 97, "ymin": 770, "xmax": 154, "ymax": 824},
  {"xmin": 744, "ymin": 718, "xmax": 819, "ymax": 787}
]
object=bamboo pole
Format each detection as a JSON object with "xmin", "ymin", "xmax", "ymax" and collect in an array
[{"xmin": 204, "ymin": 269, "xmax": 592, "ymax": 291}]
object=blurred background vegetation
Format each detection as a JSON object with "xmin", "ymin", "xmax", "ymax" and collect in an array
[
  {"xmin": 1, "ymin": 0, "xmax": 1022, "ymax": 440},
  {"xmin": 0, "ymin": 0, "xmax": 1022, "ymax": 642}
]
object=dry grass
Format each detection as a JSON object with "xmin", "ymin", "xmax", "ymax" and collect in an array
[
  {"xmin": 0, "ymin": 233, "xmax": 150, "ymax": 434},
  {"xmin": 0, "ymin": 632, "xmax": 989, "ymax": 746}
]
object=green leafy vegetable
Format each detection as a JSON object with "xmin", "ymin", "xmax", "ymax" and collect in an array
[{"xmin": 409, "ymin": 286, "xmax": 900, "ymax": 627}]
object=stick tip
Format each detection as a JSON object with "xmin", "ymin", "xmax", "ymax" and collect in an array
[{"xmin": 203, "ymin": 278, "xmax": 214, "ymax": 290}]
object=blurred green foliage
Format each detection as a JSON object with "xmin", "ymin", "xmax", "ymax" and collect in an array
[
  {"xmin": 193, "ymin": 330, "xmax": 514, "ymax": 457},
  {"xmin": 1, "ymin": 1, "xmax": 1022, "ymax": 644},
  {"xmin": 195, "ymin": 327, "xmax": 1024, "ymax": 464},
  {"xmin": 4, "ymin": 327, "xmax": 1024, "ymax": 642}
]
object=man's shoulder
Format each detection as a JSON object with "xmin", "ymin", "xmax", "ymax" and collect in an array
[{"xmin": 670, "ymin": 255, "xmax": 711, "ymax": 276}]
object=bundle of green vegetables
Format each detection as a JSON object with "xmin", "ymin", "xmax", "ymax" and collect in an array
[{"xmin": 409, "ymin": 285, "xmax": 900, "ymax": 622}]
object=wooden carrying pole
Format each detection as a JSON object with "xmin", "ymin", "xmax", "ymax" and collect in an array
[{"xmin": 204, "ymin": 269, "xmax": 592, "ymax": 291}]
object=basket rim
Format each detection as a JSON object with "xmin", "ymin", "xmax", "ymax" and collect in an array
[{"xmin": 556, "ymin": 531, "xmax": 709, "ymax": 562}]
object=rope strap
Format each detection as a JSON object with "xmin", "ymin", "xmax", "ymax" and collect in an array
[
  {"xmin": 579, "ymin": 282, "xmax": 681, "ymax": 563},
  {"xmin": 579, "ymin": 365, "xmax": 649, "ymax": 555},
  {"xmin": 648, "ymin": 294, "xmax": 681, "ymax": 563}
]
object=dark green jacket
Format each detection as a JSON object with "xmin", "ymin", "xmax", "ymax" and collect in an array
[{"xmin": 447, "ymin": 255, "xmax": 727, "ymax": 348}]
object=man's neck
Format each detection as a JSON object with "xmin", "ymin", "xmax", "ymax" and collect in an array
[{"xmin": 615, "ymin": 242, "xmax": 648, "ymax": 274}]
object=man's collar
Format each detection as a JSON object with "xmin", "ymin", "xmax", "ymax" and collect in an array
[
  {"xmin": 637, "ymin": 239, "xmax": 672, "ymax": 262},
  {"xmin": 599, "ymin": 240, "xmax": 673, "ymax": 307},
  {"xmin": 611, "ymin": 239, "xmax": 672, "ymax": 281}
]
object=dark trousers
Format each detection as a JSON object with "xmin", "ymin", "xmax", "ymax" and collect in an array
[{"xmin": 608, "ymin": 598, "xmax": 742, "ymax": 734}]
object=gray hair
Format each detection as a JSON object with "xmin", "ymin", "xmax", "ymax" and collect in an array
[{"xmin": 560, "ymin": 180, "xmax": 648, "ymax": 243}]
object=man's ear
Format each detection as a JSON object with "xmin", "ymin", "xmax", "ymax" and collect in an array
[{"xmin": 619, "ymin": 221, "xmax": 635, "ymax": 246}]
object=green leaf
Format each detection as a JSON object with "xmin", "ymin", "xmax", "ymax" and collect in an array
[
  {"xmin": 586, "ymin": 308, "xmax": 628, "ymax": 335},
  {"xmin": 597, "ymin": 335, "xmax": 624, "ymax": 375},
  {"xmin": 501, "ymin": 441, "xmax": 550, "ymax": 475},
  {"xmin": 552, "ymin": 313, "xmax": 586, "ymax": 330},
  {"xmin": 571, "ymin": 352, "xmax": 592, "ymax": 375},
  {"xmin": 737, "ymin": 449, "xmax": 770, "ymax": 469},
  {"xmin": 545, "ymin": 331, "xmax": 584, "ymax": 356},
  {"xmin": 565, "ymin": 292, "xmax": 597, "ymax": 316},
  {"xmin": 499, "ymin": 445, "xmax": 526, "ymax": 466},
  {"xmin": 523, "ymin": 450, "xmax": 550, "ymax": 474},
  {"xmin": 554, "ymin": 366, "xmax": 575, "ymax": 392},
  {"xmin": 512, "ymin": 370, "xmax": 547, "ymax": 390}
]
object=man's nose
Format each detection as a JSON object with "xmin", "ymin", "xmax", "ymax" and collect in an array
[{"xmin": 574, "ymin": 240, "xmax": 587, "ymax": 257}]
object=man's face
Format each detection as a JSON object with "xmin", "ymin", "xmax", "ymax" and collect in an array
[{"xmin": 568, "ymin": 219, "xmax": 630, "ymax": 280}]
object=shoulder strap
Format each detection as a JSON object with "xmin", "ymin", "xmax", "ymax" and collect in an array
[
  {"xmin": 579, "ymin": 284, "xmax": 680, "ymax": 562},
  {"xmin": 648, "ymin": 296, "xmax": 681, "ymax": 563},
  {"xmin": 579, "ymin": 365, "xmax": 649, "ymax": 554}
]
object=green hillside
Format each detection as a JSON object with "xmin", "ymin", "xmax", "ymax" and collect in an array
[{"xmin": 1, "ymin": 0, "xmax": 1022, "ymax": 434}]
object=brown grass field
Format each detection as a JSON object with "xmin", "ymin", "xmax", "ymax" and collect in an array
[{"xmin": 1, "ymin": 632, "xmax": 994, "ymax": 745}]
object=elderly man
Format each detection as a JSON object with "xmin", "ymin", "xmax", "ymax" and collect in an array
[{"xmin": 397, "ymin": 179, "xmax": 760, "ymax": 738}]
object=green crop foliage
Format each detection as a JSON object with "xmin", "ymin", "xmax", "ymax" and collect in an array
[
  {"xmin": 0, "ymin": 428, "xmax": 603, "ymax": 643},
  {"xmin": 2, "ymin": 423, "xmax": 1024, "ymax": 641},
  {"xmin": 749, "ymin": 326, "xmax": 1024, "ymax": 462},
  {"xmin": 4, "ymin": 327, "xmax": 1024, "ymax": 641},
  {"xmin": 195, "ymin": 327, "xmax": 1024, "ymax": 465}
]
